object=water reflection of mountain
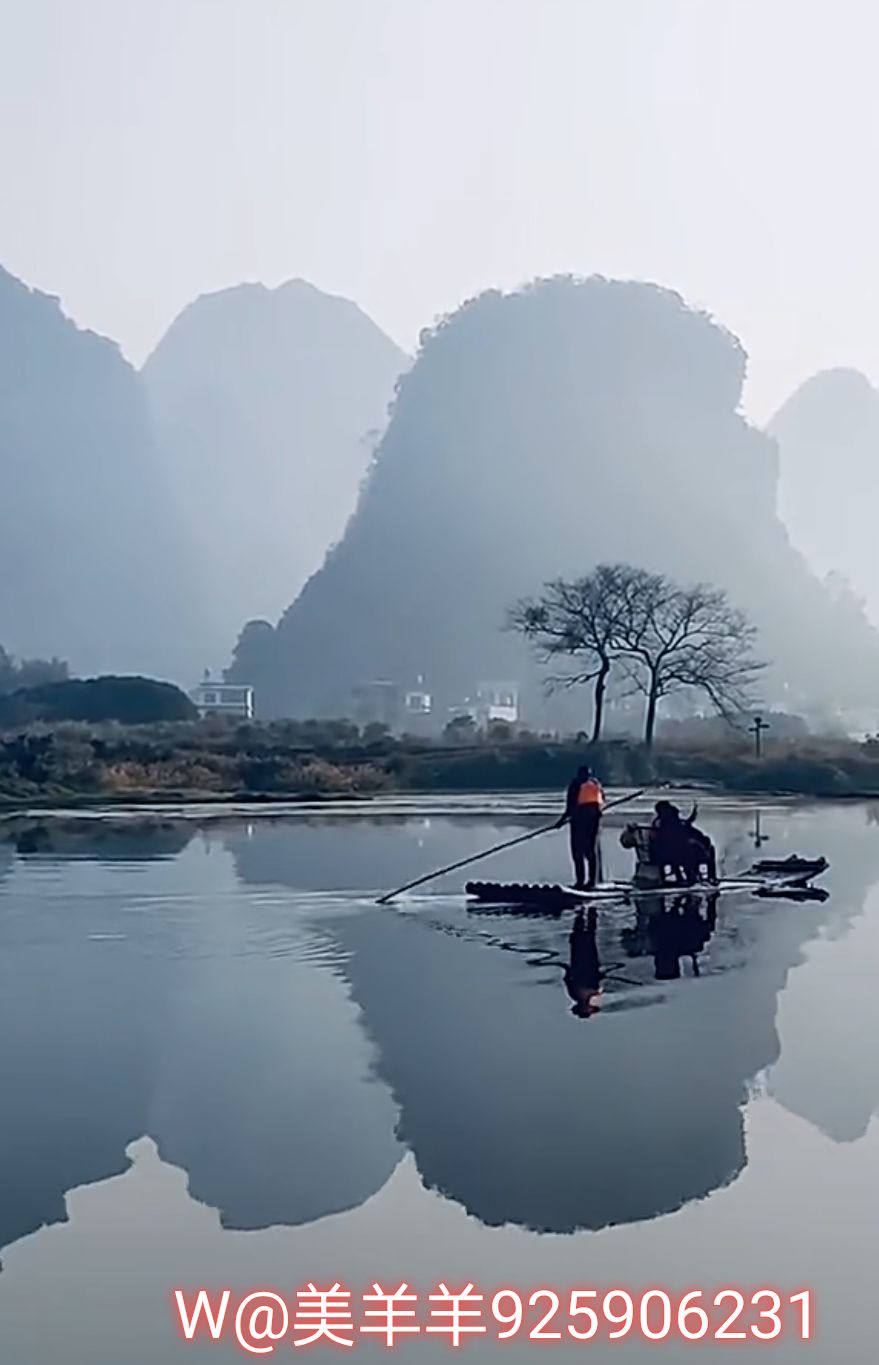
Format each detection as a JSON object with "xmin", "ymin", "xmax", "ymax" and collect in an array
[
  {"xmin": 750, "ymin": 808, "xmax": 879, "ymax": 1145},
  {"xmin": 1, "ymin": 818, "xmax": 195, "ymax": 861},
  {"xmin": 224, "ymin": 813, "xmax": 532, "ymax": 893},
  {"xmin": 0, "ymin": 845, "xmax": 167, "ymax": 1251},
  {"xmin": 3, "ymin": 806, "xmax": 879, "ymax": 1259},
  {"xmin": 329, "ymin": 901, "xmax": 785, "ymax": 1231},
  {"xmin": 0, "ymin": 821, "xmax": 401, "ymax": 1258},
  {"xmin": 146, "ymin": 928, "xmax": 401, "ymax": 1231},
  {"xmin": 229, "ymin": 807, "xmax": 879, "ymax": 1233},
  {"xmin": 766, "ymin": 899, "xmax": 879, "ymax": 1140}
]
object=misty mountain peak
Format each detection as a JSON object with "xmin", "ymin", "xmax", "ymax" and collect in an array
[
  {"xmin": 0, "ymin": 263, "xmax": 127, "ymax": 380},
  {"xmin": 772, "ymin": 367, "xmax": 879, "ymax": 623},
  {"xmin": 147, "ymin": 277, "xmax": 398, "ymax": 366},
  {"xmin": 0, "ymin": 263, "xmax": 204, "ymax": 679},
  {"xmin": 252, "ymin": 274, "xmax": 879, "ymax": 718},
  {"xmin": 142, "ymin": 279, "xmax": 406, "ymax": 662},
  {"xmin": 771, "ymin": 368, "xmax": 879, "ymax": 447}
]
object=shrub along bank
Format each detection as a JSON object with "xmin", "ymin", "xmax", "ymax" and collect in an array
[{"xmin": 2, "ymin": 720, "xmax": 879, "ymax": 805}]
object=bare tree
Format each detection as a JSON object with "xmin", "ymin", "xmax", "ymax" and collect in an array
[
  {"xmin": 0, "ymin": 643, "xmax": 69, "ymax": 696},
  {"xmin": 616, "ymin": 575, "xmax": 765, "ymax": 746},
  {"xmin": 509, "ymin": 564, "xmax": 632, "ymax": 741},
  {"xmin": 510, "ymin": 565, "xmax": 765, "ymax": 746}
]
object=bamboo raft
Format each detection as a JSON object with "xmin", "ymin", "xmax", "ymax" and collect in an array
[{"xmin": 465, "ymin": 856, "xmax": 828, "ymax": 910}]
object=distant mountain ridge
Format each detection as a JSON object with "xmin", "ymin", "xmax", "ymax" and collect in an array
[
  {"xmin": 0, "ymin": 265, "xmax": 203, "ymax": 681},
  {"xmin": 142, "ymin": 279, "xmax": 406, "ymax": 669},
  {"xmin": 6, "ymin": 261, "xmax": 877, "ymax": 721},
  {"xmin": 240, "ymin": 276, "xmax": 879, "ymax": 720},
  {"xmin": 771, "ymin": 367, "xmax": 879, "ymax": 625}
]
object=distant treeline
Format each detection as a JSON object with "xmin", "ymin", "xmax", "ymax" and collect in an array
[
  {"xmin": 0, "ymin": 646, "xmax": 69, "ymax": 697},
  {"xmin": 3, "ymin": 716, "xmax": 879, "ymax": 805},
  {"xmin": 0, "ymin": 674, "xmax": 195, "ymax": 727}
]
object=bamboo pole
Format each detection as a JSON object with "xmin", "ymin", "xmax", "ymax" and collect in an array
[{"xmin": 376, "ymin": 789, "xmax": 645, "ymax": 904}]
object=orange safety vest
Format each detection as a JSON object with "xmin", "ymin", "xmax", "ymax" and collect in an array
[{"xmin": 576, "ymin": 778, "xmax": 604, "ymax": 807}]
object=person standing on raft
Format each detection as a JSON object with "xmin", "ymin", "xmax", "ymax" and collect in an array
[{"xmin": 556, "ymin": 764, "xmax": 605, "ymax": 889}]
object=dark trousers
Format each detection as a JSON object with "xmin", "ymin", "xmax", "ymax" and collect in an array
[{"xmin": 570, "ymin": 808, "xmax": 601, "ymax": 887}]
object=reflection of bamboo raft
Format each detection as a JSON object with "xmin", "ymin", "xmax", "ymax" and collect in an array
[
  {"xmin": 464, "ymin": 880, "xmax": 722, "ymax": 906},
  {"xmin": 464, "ymin": 879, "xmax": 715, "ymax": 900},
  {"xmin": 750, "ymin": 855, "xmax": 829, "ymax": 882},
  {"xmin": 466, "ymin": 882, "xmax": 586, "ymax": 909},
  {"xmin": 465, "ymin": 855, "xmax": 829, "ymax": 909}
]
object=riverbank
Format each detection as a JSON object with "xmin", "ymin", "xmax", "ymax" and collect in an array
[{"xmin": 3, "ymin": 720, "xmax": 879, "ymax": 808}]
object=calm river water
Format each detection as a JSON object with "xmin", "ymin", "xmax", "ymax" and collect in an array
[{"xmin": 0, "ymin": 793, "xmax": 877, "ymax": 1362}]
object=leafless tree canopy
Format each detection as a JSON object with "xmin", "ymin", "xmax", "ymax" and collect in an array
[
  {"xmin": 509, "ymin": 565, "xmax": 632, "ymax": 742},
  {"xmin": 510, "ymin": 563, "xmax": 766, "ymax": 744}
]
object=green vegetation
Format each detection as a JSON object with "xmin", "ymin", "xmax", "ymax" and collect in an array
[
  {"xmin": 0, "ymin": 676, "xmax": 196, "ymax": 727},
  {"xmin": 0, "ymin": 719, "xmax": 386, "ymax": 804},
  {"xmin": 2, "ymin": 716, "xmax": 879, "ymax": 806}
]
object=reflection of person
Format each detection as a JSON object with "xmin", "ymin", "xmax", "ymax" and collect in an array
[
  {"xmin": 563, "ymin": 908, "xmax": 603, "ymax": 1017},
  {"xmin": 556, "ymin": 765, "xmax": 604, "ymax": 889},
  {"xmin": 650, "ymin": 892, "xmax": 718, "ymax": 980},
  {"xmin": 622, "ymin": 892, "xmax": 718, "ymax": 980}
]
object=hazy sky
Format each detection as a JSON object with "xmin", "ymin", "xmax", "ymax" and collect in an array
[{"xmin": 2, "ymin": 0, "xmax": 878, "ymax": 419}]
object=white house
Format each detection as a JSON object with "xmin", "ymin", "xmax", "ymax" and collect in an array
[
  {"xmin": 475, "ymin": 681, "xmax": 519, "ymax": 726},
  {"xmin": 190, "ymin": 678, "xmax": 254, "ymax": 720}
]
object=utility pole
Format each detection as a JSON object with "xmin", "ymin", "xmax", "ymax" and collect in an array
[{"xmin": 749, "ymin": 714, "xmax": 770, "ymax": 759}]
